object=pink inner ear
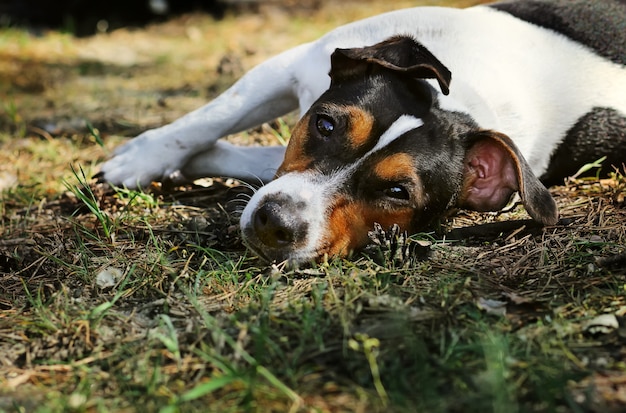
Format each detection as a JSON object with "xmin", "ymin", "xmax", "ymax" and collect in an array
[{"xmin": 461, "ymin": 140, "xmax": 520, "ymax": 212}]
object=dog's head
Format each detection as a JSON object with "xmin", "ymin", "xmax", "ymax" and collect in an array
[{"xmin": 240, "ymin": 36, "xmax": 558, "ymax": 264}]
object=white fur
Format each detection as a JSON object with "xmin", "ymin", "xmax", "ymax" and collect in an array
[
  {"xmin": 240, "ymin": 171, "xmax": 329, "ymax": 261},
  {"xmin": 370, "ymin": 115, "xmax": 424, "ymax": 153},
  {"xmin": 99, "ymin": 4, "xmax": 626, "ymax": 189}
]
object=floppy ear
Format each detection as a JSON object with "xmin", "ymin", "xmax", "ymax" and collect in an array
[
  {"xmin": 330, "ymin": 35, "xmax": 452, "ymax": 95},
  {"xmin": 458, "ymin": 131, "xmax": 559, "ymax": 226}
]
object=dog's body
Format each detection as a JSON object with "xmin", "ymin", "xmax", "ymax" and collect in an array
[{"xmin": 99, "ymin": 0, "xmax": 626, "ymax": 264}]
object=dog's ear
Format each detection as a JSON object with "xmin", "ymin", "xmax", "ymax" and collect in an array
[
  {"xmin": 330, "ymin": 35, "xmax": 452, "ymax": 95},
  {"xmin": 458, "ymin": 130, "xmax": 559, "ymax": 226}
]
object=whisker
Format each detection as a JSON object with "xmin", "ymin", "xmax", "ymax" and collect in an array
[
  {"xmin": 226, "ymin": 198, "xmax": 250, "ymax": 208},
  {"xmin": 225, "ymin": 191, "xmax": 255, "ymax": 214},
  {"xmin": 238, "ymin": 179, "xmax": 263, "ymax": 192},
  {"xmin": 230, "ymin": 205, "xmax": 246, "ymax": 218},
  {"xmin": 235, "ymin": 172, "xmax": 269, "ymax": 191},
  {"xmin": 234, "ymin": 192, "xmax": 253, "ymax": 202}
]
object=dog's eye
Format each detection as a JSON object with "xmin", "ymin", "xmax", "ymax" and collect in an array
[
  {"xmin": 315, "ymin": 115, "xmax": 335, "ymax": 137},
  {"xmin": 383, "ymin": 185, "xmax": 410, "ymax": 200}
]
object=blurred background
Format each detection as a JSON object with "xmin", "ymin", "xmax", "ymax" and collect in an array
[
  {"xmin": 0, "ymin": 0, "xmax": 325, "ymax": 36},
  {"xmin": 0, "ymin": 0, "xmax": 231, "ymax": 36}
]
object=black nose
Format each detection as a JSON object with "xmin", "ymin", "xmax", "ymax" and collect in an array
[{"xmin": 252, "ymin": 201, "xmax": 308, "ymax": 249}]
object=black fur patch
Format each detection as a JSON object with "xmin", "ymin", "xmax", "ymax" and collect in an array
[
  {"xmin": 490, "ymin": 0, "xmax": 626, "ymax": 65},
  {"xmin": 540, "ymin": 107, "xmax": 626, "ymax": 185}
]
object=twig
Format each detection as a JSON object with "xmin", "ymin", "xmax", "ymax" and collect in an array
[{"xmin": 0, "ymin": 238, "xmax": 36, "ymax": 247}]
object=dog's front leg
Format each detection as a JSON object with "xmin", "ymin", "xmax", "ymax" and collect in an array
[
  {"xmin": 98, "ymin": 44, "xmax": 315, "ymax": 189},
  {"xmin": 180, "ymin": 141, "xmax": 286, "ymax": 184}
]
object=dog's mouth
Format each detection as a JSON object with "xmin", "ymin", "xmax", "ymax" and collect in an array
[
  {"xmin": 241, "ymin": 222, "xmax": 361, "ymax": 265},
  {"xmin": 239, "ymin": 179, "xmax": 407, "ymax": 265},
  {"xmin": 239, "ymin": 171, "xmax": 331, "ymax": 264},
  {"xmin": 241, "ymin": 224, "xmax": 317, "ymax": 265}
]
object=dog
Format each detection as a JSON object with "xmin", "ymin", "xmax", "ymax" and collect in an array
[{"xmin": 98, "ymin": 0, "xmax": 626, "ymax": 264}]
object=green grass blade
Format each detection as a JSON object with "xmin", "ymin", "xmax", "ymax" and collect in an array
[
  {"xmin": 86, "ymin": 120, "xmax": 105, "ymax": 148},
  {"xmin": 179, "ymin": 374, "xmax": 239, "ymax": 402}
]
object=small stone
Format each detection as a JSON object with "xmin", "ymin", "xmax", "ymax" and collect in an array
[{"xmin": 95, "ymin": 267, "xmax": 123, "ymax": 289}]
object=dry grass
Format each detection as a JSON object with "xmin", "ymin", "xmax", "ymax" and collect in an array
[{"xmin": 1, "ymin": 1, "xmax": 625, "ymax": 412}]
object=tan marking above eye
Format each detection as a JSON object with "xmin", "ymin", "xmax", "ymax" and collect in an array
[
  {"xmin": 373, "ymin": 153, "xmax": 417, "ymax": 182},
  {"xmin": 277, "ymin": 106, "xmax": 375, "ymax": 176},
  {"xmin": 345, "ymin": 107, "xmax": 375, "ymax": 150},
  {"xmin": 276, "ymin": 114, "xmax": 313, "ymax": 176}
]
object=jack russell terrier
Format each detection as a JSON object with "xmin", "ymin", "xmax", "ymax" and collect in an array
[{"xmin": 98, "ymin": 0, "xmax": 626, "ymax": 264}]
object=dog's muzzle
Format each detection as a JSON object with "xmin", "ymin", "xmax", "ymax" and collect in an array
[
  {"xmin": 252, "ymin": 196, "xmax": 309, "ymax": 249},
  {"xmin": 240, "ymin": 172, "xmax": 328, "ymax": 264}
]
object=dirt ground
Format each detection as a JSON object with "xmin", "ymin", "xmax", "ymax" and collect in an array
[{"xmin": 1, "ymin": 1, "xmax": 625, "ymax": 412}]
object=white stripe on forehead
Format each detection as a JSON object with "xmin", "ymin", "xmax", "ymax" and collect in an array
[{"xmin": 369, "ymin": 115, "xmax": 424, "ymax": 154}]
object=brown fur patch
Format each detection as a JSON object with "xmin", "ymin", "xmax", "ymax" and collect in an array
[
  {"xmin": 323, "ymin": 196, "xmax": 415, "ymax": 257},
  {"xmin": 277, "ymin": 106, "xmax": 375, "ymax": 177},
  {"xmin": 373, "ymin": 153, "xmax": 416, "ymax": 181},
  {"xmin": 276, "ymin": 114, "xmax": 313, "ymax": 176},
  {"xmin": 345, "ymin": 107, "xmax": 375, "ymax": 150}
]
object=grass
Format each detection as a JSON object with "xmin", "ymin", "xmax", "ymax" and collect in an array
[{"xmin": 1, "ymin": 0, "xmax": 626, "ymax": 412}]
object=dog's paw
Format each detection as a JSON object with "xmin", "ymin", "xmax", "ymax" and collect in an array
[{"xmin": 97, "ymin": 130, "xmax": 190, "ymax": 189}]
